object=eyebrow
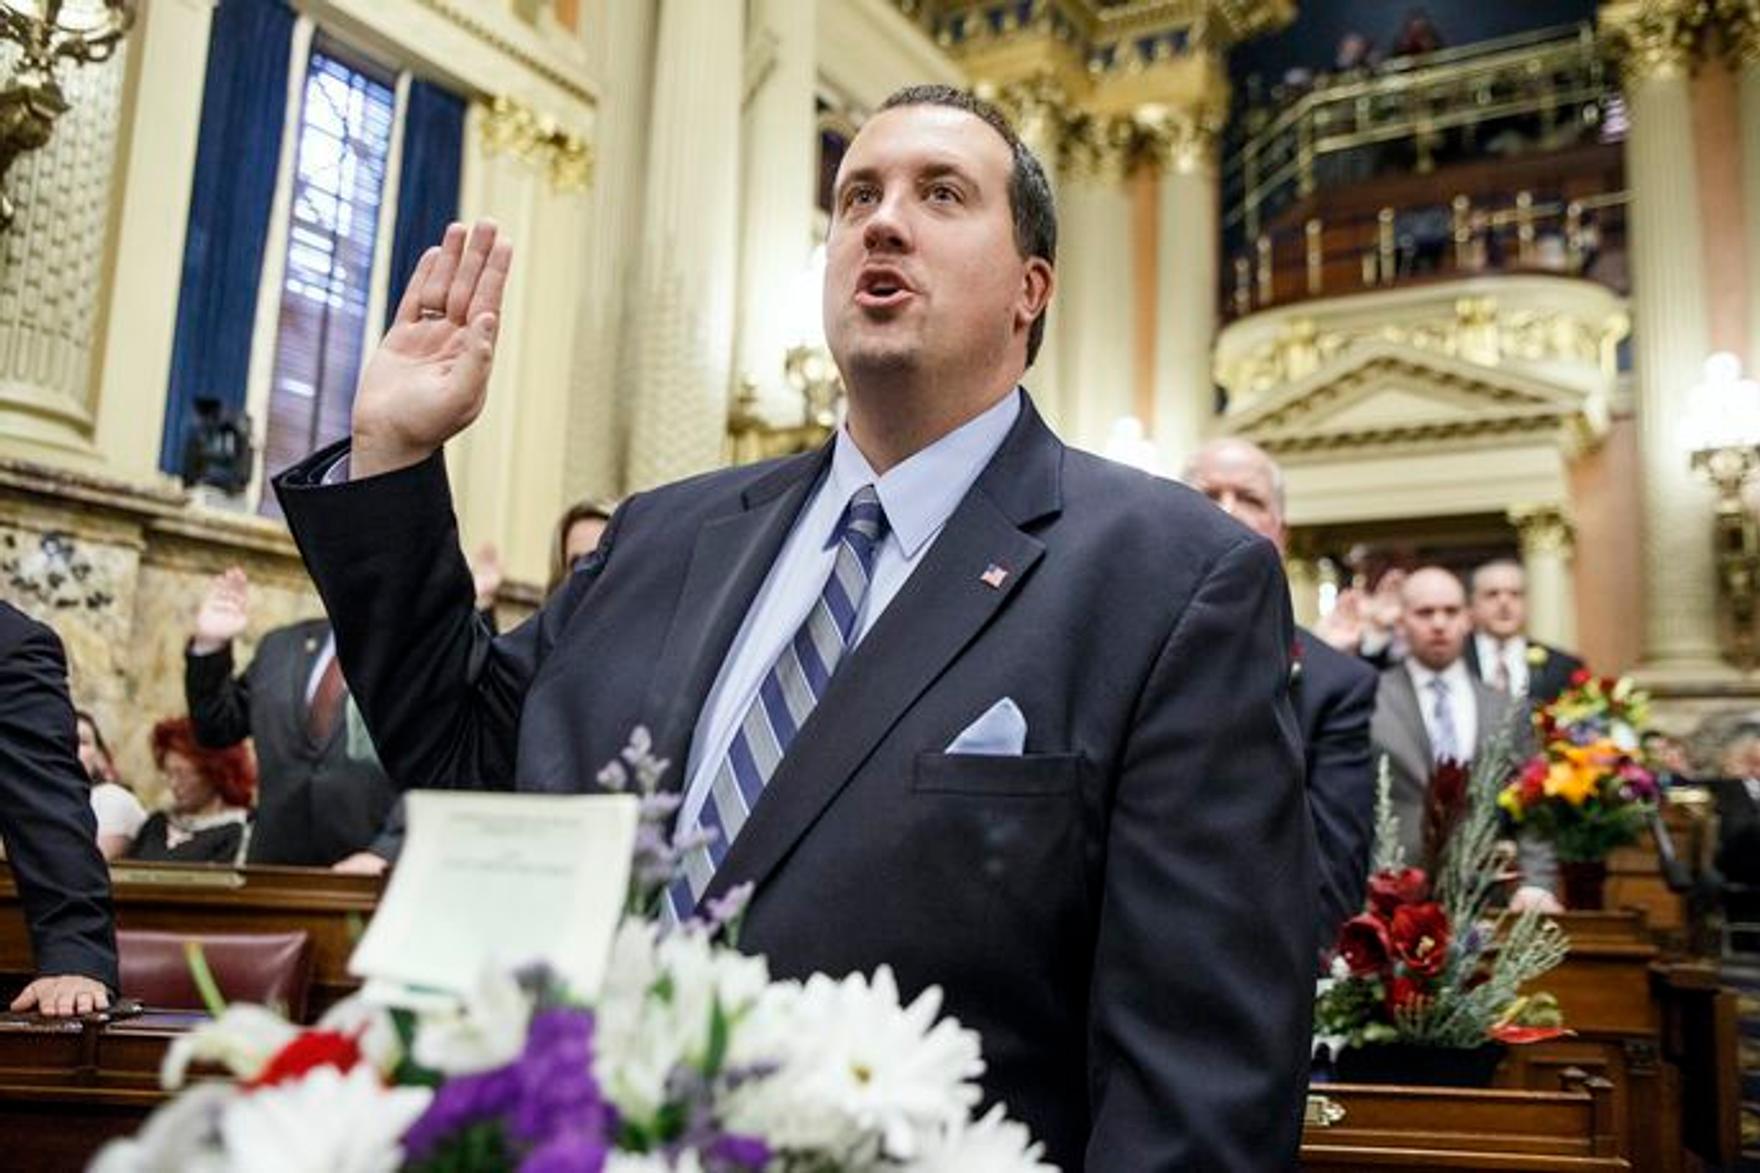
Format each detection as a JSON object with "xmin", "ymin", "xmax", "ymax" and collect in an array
[{"xmin": 834, "ymin": 159, "xmax": 983, "ymax": 202}]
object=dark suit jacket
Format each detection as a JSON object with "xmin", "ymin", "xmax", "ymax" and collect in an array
[
  {"xmin": 274, "ymin": 398, "xmax": 1316, "ymax": 1171},
  {"xmin": 1464, "ymin": 636, "xmax": 1584, "ymax": 705},
  {"xmin": 1295, "ymin": 628, "xmax": 1378, "ymax": 944},
  {"xmin": 186, "ymin": 619, "xmax": 401, "ymax": 866},
  {"xmin": 0, "ymin": 603, "xmax": 118, "ymax": 991}
]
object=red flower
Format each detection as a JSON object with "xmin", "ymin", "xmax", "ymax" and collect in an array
[
  {"xmin": 243, "ymin": 1029, "xmax": 365, "ymax": 1091},
  {"xmin": 1430, "ymin": 760, "xmax": 1469, "ymax": 809},
  {"xmin": 1386, "ymin": 975, "xmax": 1429, "ymax": 1014},
  {"xmin": 1337, "ymin": 914, "xmax": 1392, "ymax": 976},
  {"xmin": 1367, "ymin": 867, "xmax": 1429, "ymax": 916},
  {"xmin": 1389, "ymin": 902, "xmax": 1452, "ymax": 977},
  {"xmin": 1569, "ymin": 668, "xmax": 1592, "ymax": 687}
]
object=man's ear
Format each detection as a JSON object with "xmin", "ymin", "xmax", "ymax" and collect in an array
[{"xmin": 1017, "ymin": 257, "xmax": 1054, "ymax": 333}]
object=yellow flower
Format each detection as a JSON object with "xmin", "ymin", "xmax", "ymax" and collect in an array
[
  {"xmin": 1544, "ymin": 743, "xmax": 1610, "ymax": 806},
  {"xmin": 1526, "ymin": 645, "xmax": 1548, "ymax": 666}
]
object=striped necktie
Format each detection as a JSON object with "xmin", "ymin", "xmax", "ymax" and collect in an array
[
  {"xmin": 666, "ymin": 485, "xmax": 888, "ymax": 920},
  {"xmin": 1429, "ymin": 675, "xmax": 1460, "ymax": 763}
]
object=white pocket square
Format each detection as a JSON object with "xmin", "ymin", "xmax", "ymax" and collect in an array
[{"xmin": 945, "ymin": 697, "xmax": 1027, "ymax": 756}]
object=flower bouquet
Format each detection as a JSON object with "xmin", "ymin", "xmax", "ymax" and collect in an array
[
  {"xmin": 1497, "ymin": 672, "xmax": 1662, "ymax": 869},
  {"xmin": 92, "ymin": 732, "xmax": 1053, "ymax": 1173},
  {"xmin": 1313, "ymin": 753, "xmax": 1571, "ymax": 1083}
]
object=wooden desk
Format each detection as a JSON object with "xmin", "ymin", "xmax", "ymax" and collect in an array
[
  {"xmin": 0, "ymin": 1006, "xmax": 190, "ymax": 1172},
  {"xmin": 1501, "ymin": 910, "xmax": 1675, "ymax": 1172},
  {"xmin": 1302, "ymin": 1073, "xmax": 1628, "ymax": 1171},
  {"xmin": 0, "ymin": 862, "xmax": 381, "ymax": 1020}
]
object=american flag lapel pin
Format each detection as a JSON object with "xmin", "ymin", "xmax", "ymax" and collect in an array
[{"xmin": 979, "ymin": 563, "xmax": 1009, "ymax": 589}]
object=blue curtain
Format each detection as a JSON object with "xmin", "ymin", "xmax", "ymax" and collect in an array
[
  {"xmin": 384, "ymin": 80, "xmax": 466, "ymax": 331},
  {"xmin": 158, "ymin": 0, "xmax": 297, "ymax": 476}
]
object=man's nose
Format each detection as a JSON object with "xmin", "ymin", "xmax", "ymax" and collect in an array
[{"xmin": 862, "ymin": 191, "xmax": 909, "ymax": 252}]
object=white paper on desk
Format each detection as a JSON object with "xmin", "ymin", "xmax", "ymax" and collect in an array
[{"xmin": 348, "ymin": 790, "xmax": 638, "ymax": 1004}]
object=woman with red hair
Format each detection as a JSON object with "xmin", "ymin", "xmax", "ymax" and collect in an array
[{"xmin": 126, "ymin": 717, "xmax": 255, "ymax": 864}]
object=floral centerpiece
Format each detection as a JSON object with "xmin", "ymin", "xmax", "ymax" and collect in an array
[
  {"xmin": 1313, "ymin": 753, "xmax": 1571, "ymax": 1085},
  {"xmin": 92, "ymin": 732, "xmax": 1053, "ymax": 1173},
  {"xmin": 1497, "ymin": 672, "xmax": 1662, "ymax": 907}
]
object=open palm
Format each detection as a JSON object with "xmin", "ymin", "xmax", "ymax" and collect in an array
[{"xmin": 352, "ymin": 220, "xmax": 514, "ymax": 480}]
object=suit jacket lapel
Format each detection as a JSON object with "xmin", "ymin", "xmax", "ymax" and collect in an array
[
  {"xmin": 642, "ymin": 451, "xmax": 829, "ymax": 789},
  {"xmin": 1381, "ymin": 668, "xmax": 1432, "ymax": 797},
  {"xmin": 703, "ymin": 397, "xmax": 1062, "ymax": 904}
]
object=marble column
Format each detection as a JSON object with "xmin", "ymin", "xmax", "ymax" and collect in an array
[
  {"xmin": 1605, "ymin": 3, "xmax": 1727, "ymax": 678},
  {"xmin": 1055, "ymin": 118, "xmax": 1137, "ymax": 455},
  {"xmin": 1285, "ymin": 547, "xmax": 1321, "ymax": 629},
  {"xmin": 1729, "ymin": 3, "xmax": 1760, "ymax": 372},
  {"xmin": 1147, "ymin": 109, "xmax": 1223, "ymax": 475},
  {"xmin": 567, "ymin": 0, "xmax": 658, "ymax": 504},
  {"xmin": 733, "ymin": 0, "xmax": 818, "ymax": 425},
  {"xmin": 988, "ymin": 76, "xmax": 1069, "ymax": 431},
  {"xmin": 1510, "ymin": 505, "xmax": 1578, "ymax": 649},
  {"xmin": 625, "ymin": 0, "xmax": 745, "ymax": 491}
]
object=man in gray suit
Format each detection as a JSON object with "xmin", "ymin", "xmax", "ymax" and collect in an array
[{"xmin": 1370, "ymin": 567, "xmax": 1560, "ymax": 910}]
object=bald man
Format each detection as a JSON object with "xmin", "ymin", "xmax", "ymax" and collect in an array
[
  {"xmin": 1370, "ymin": 567, "xmax": 1559, "ymax": 908},
  {"xmin": 1186, "ymin": 438, "xmax": 1377, "ymax": 946}
]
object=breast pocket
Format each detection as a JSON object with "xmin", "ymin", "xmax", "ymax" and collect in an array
[{"xmin": 911, "ymin": 750, "xmax": 1082, "ymax": 796}]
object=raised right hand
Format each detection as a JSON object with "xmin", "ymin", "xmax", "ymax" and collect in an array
[
  {"xmin": 350, "ymin": 220, "xmax": 513, "ymax": 480},
  {"xmin": 191, "ymin": 567, "xmax": 249, "ymax": 654}
]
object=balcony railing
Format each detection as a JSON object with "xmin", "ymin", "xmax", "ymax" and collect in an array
[
  {"xmin": 1225, "ymin": 22, "xmax": 1618, "ymax": 241},
  {"xmin": 1226, "ymin": 186, "xmax": 1628, "ymax": 321}
]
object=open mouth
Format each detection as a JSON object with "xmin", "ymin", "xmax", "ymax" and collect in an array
[{"xmin": 855, "ymin": 269, "xmax": 914, "ymax": 309}]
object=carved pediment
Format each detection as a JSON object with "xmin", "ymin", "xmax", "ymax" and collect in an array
[{"xmin": 1229, "ymin": 340, "xmax": 1599, "ymax": 456}]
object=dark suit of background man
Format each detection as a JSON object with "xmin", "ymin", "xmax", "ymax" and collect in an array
[
  {"xmin": 1369, "ymin": 567, "xmax": 1560, "ymax": 911},
  {"xmin": 1465, "ymin": 558, "xmax": 1584, "ymax": 705},
  {"xmin": 276, "ymin": 86, "xmax": 1315, "ymax": 1171},
  {"xmin": 185, "ymin": 567, "xmax": 403, "ymax": 872},
  {"xmin": 1184, "ymin": 437, "xmax": 1377, "ymax": 949},
  {"xmin": 0, "ymin": 602, "xmax": 117, "ymax": 1016}
]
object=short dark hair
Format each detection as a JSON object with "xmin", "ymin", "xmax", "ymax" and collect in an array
[{"xmin": 876, "ymin": 84, "xmax": 1058, "ymax": 368}]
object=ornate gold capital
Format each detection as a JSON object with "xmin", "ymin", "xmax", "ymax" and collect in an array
[
  {"xmin": 976, "ymin": 72, "xmax": 1074, "ymax": 162},
  {"xmin": 1509, "ymin": 503, "xmax": 1576, "ymax": 556},
  {"xmin": 1062, "ymin": 111, "xmax": 1136, "ymax": 183},
  {"xmin": 1134, "ymin": 104, "xmax": 1223, "ymax": 176},
  {"xmin": 1600, "ymin": 0, "xmax": 1711, "ymax": 83},
  {"xmin": 480, "ymin": 96, "xmax": 594, "ymax": 195},
  {"xmin": 1714, "ymin": 0, "xmax": 1760, "ymax": 64}
]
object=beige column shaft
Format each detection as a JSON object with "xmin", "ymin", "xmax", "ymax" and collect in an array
[
  {"xmin": 1623, "ymin": 53, "xmax": 1723, "ymax": 672},
  {"xmin": 1151, "ymin": 119, "xmax": 1220, "ymax": 474},
  {"xmin": 626, "ymin": 0, "xmax": 745, "ymax": 491},
  {"xmin": 567, "ymin": 0, "xmax": 659, "ymax": 504},
  {"xmin": 1740, "ymin": 42, "xmax": 1760, "ymax": 369},
  {"xmin": 1285, "ymin": 555, "xmax": 1320, "ymax": 629},
  {"xmin": 734, "ymin": 0, "xmax": 817, "ymax": 422},
  {"xmin": 1056, "ymin": 140, "xmax": 1136, "ymax": 456},
  {"xmin": 1511, "ymin": 505, "xmax": 1578, "ymax": 649}
]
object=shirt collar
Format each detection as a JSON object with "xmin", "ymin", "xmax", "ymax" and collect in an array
[
  {"xmin": 1406, "ymin": 655, "xmax": 1471, "ymax": 693},
  {"xmin": 826, "ymin": 389, "xmax": 1021, "ymax": 558}
]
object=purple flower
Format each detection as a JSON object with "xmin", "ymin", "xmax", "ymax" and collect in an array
[
  {"xmin": 520, "ymin": 1130, "xmax": 611, "ymax": 1173},
  {"xmin": 705, "ymin": 1132, "xmax": 772, "ymax": 1171},
  {"xmin": 511, "ymin": 1009, "xmax": 616, "ymax": 1148},
  {"xmin": 402, "ymin": 1064, "xmax": 522, "ymax": 1159}
]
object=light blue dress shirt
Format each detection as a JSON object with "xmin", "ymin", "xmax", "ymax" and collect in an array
[{"xmin": 674, "ymin": 389, "xmax": 1022, "ymax": 835}]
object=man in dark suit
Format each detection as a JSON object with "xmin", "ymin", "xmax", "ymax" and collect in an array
[
  {"xmin": 1184, "ymin": 437, "xmax": 1377, "ymax": 946},
  {"xmin": 185, "ymin": 567, "xmax": 403, "ymax": 871},
  {"xmin": 1370, "ymin": 567, "xmax": 1560, "ymax": 908},
  {"xmin": 1465, "ymin": 558, "xmax": 1584, "ymax": 704},
  {"xmin": 0, "ymin": 603, "xmax": 118, "ymax": 1016},
  {"xmin": 276, "ymin": 86, "xmax": 1314, "ymax": 1169}
]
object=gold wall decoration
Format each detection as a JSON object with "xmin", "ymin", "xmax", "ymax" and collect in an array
[
  {"xmin": 480, "ymin": 94, "xmax": 594, "ymax": 194},
  {"xmin": 1712, "ymin": 0, "xmax": 1760, "ymax": 64}
]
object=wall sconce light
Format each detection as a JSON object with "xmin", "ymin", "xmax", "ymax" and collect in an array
[
  {"xmin": 1684, "ymin": 352, "xmax": 1760, "ymax": 669},
  {"xmin": 727, "ymin": 248, "xmax": 843, "ymax": 464},
  {"xmin": 0, "ymin": 0, "xmax": 135, "ymax": 230}
]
